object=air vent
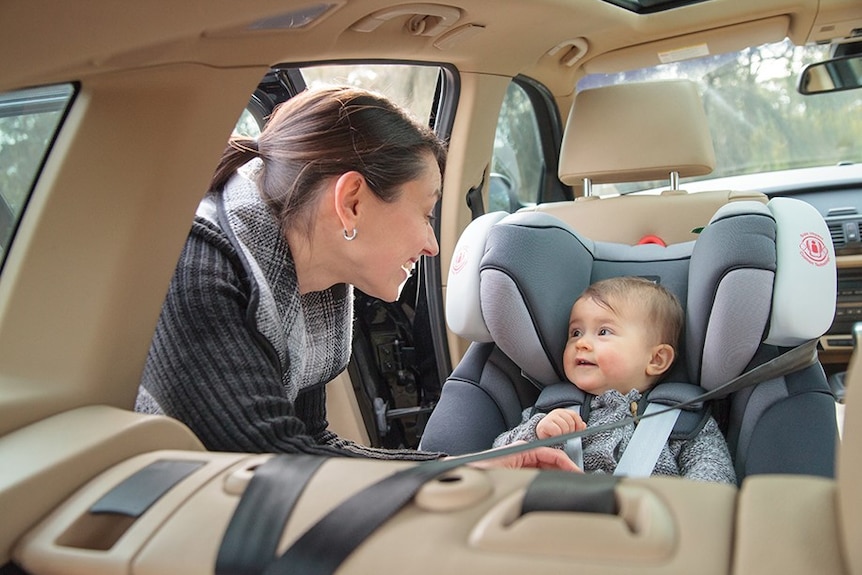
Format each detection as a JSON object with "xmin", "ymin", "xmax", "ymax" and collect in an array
[
  {"xmin": 829, "ymin": 221, "xmax": 846, "ymax": 248},
  {"xmin": 825, "ymin": 213, "xmax": 862, "ymax": 252}
]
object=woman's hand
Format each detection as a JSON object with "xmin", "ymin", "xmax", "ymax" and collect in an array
[
  {"xmin": 464, "ymin": 441, "xmax": 582, "ymax": 472},
  {"xmin": 536, "ymin": 408, "xmax": 587, "ymax": 440}
]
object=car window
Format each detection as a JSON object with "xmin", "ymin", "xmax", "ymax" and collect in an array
[
  {"xmin": 300, "ymin": 64, "xmax": 440, "ymax": 125},
  {"xmin": 233, "ymin": 108, "xmax": 261, "ymax": 138},
  {"xmin": 490, "ymin": 77, "xmax": 568, "ymax": 212},
  {"xmin": 233, "ymin": 64, "xmax": 441, "ymax": 140},
  {"xmin": 490, "ymin": 82, "xmax": 543, "ymax": 212},
  {"xmin": 579, "ymin": 39, "xmax": 862, "ymax": 196},
  {"xmin": 0, "ymin": 83, "xmax": 75, "ymax": 265}
]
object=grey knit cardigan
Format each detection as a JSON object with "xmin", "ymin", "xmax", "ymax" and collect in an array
[{"xmin": 136, "ymin": 161, "xmax": 440, "ymax": 460}]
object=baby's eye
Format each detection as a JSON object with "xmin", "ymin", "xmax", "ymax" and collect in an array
[
  {"xmin": 570, "ymin": 328, "xmax": 582, "ymax": 338},
  {"xmin": 597, "ymin": 327, "xmax": 610, "ymax": 336}
]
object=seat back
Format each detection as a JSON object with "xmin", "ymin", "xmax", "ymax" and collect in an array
[
  {"xmin": 423, "ymin": 199, "xmax": 838, "ymax": 482},
  {"xmin": 518, "ymin": 190, "xmax": 767, "ymax": 246}
]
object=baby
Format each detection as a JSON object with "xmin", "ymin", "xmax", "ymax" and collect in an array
[{"xmin": 493, "ymin": 276, "xmax": 736, "ymax": 483}]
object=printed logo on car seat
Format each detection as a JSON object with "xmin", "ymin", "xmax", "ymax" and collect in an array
[
  {"xmin": 452, "ymin": 245, "xmax": 469, "ymax": 274},
  {"xmin": 799, "ymin": 232, "xmax": 829, "ymax": 267}
]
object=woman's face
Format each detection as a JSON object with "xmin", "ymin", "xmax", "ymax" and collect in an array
[{"xmin": 351, "ymin": 153, "xmax": 441, "ymax": 302}]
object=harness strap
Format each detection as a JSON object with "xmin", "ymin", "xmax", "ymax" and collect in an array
[
  {"xmin": 613, "ymin": 403, "xmax": 681, "ymax": 477},
  {"xmin": 563, "ymin": 408, "xmax": 585, "ymax": 470}
]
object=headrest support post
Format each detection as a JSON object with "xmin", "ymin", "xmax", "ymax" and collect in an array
[
  {"xmin": 583, "ymin": 177, "xmax": 593, "ymax": 198},
  {"xmin": 669, "ymin": 170, "xmax": 679, "ymax": 191}
]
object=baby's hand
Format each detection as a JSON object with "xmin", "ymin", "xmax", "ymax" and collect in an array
[{"xmin": 536, "ymin": 408, "xmax": 587, "ymax": 440}]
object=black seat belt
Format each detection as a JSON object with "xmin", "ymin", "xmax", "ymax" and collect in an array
[
  {"xmin": 465, "ymin": 167, "xmax": 487, "ymax": 220},
  {"xmin": 216, "ymin": 454, "xmax": 328, "ymax": 575},
  {"xmin": 261, "ymin": 456, "xmax": 471, "ymax": 575}
]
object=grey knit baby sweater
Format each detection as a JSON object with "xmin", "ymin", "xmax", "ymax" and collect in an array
[
  {"xmin": 493, "ymin": 388, "xmax": 736, "ymax": 483},
  {"xmin": 136, "ymin": 161, "xmax": 439, "ymax": 460}
]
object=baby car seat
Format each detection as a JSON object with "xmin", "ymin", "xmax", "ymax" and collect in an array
[{"xmin": 420, "ymin": 198, "xmax": 839, "ymax": 483}]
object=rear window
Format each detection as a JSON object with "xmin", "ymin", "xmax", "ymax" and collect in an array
[{"xmin": 0, "ymin": 83, "xmax": 75, "ymax": 264}]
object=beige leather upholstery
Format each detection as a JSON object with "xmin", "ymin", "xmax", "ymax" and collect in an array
[
  {"xmin": 558, "ymin": 80, "xmax": 716, "ymax": 186},
  {"xmin": 838, "ymin": 346, "xmax": 862, "ymax": 574},
  {"xmin": 519, "ymin": 190, "xmax": 767, "ymax": 245}
]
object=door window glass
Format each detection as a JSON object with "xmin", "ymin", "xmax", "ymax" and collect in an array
[
  {"xmin": 234, "ymin": 64, "xmax": 441, "ymax": 140},
  {"xmin": 0, "ymin": 83, "xmax": 75, "ymax": 263},
  {"xmin": 301, "ymin": 64, "xmax": 440, "ymax": 125},
  {"xmin": 490, "ymin": 81, "xmax": 546, "ymax": 212}
]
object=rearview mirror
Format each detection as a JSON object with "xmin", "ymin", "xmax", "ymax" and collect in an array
[{"xmin": 798, "ymin": 54, "xmax": 862, "ymax": 95}]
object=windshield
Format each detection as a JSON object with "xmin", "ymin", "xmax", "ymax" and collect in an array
[{"xmin": 579, "ymin": 39, "xmax": 862, "ymax": 195}]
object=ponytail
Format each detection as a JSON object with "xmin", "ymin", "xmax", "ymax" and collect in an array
[{"xmin": 209, "ymin": 137, "xmax": 259, "ymax": 192}]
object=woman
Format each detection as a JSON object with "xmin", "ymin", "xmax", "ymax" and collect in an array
[{"xmin": 136, "ymin": 85, "xmax": 575, "ymax": 471}]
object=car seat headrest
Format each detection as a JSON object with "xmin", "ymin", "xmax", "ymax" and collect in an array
[
  {"xmin": 447, "ymin": 212, "xmax": 597, "ymax": 383},
  {"xmin": 686, "ymin": 198, "xmax": 836, "ymax": 390},
  {"xmin": 765, "ymin": 197, "xmax": 836, "ymax": 346},
  {"xmin": 445, "ymin": 211, "xmax": 508, "ymax": 342},
  {"xmin": 558, "ymin": 80, "xmax": 715, "ymax": 186}
]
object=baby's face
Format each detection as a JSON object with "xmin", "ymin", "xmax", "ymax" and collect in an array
[{"xmin": 562, "ymin": 296, "xmax": 658, "ymax": 396}]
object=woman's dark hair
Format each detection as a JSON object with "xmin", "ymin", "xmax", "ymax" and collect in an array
[{"xmin": 210, "ymin": 85, "xmax": 447, "ymax": 236}]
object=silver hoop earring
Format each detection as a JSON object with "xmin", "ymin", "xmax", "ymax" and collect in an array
[{"xmin": 343, "ymin": 228, "xmax": 357, "ymax": 241}]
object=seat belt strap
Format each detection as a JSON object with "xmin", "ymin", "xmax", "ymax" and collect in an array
[
  {"xmin": 465, "ymin": 167, "xmax": 487, "ymax": 220},
  {"xmin": 697, "ymin": 339, "xmax": 819, "ymax": 403},
  {"xmin": 613, "ymin": 402, "xmax": 681, "ymax": 478},
  {"xmin": 611, "ymin": 340, "xmax": 818, "ymax": 478},
  {"xmin": 610, "ymin": 340, "xmax": 818, "ymax": 478},
  {"xmin": 216, "ymin": 454, "xmax": 327, "ymax": 575},
  {"xmin": 262, "ymin": 458, "xmax": 459, "ymax": 575}
]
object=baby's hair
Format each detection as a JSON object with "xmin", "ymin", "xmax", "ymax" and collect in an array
[{"xmin": 580, "ymin": 276, "xmax": 683, "ymax": 350}]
